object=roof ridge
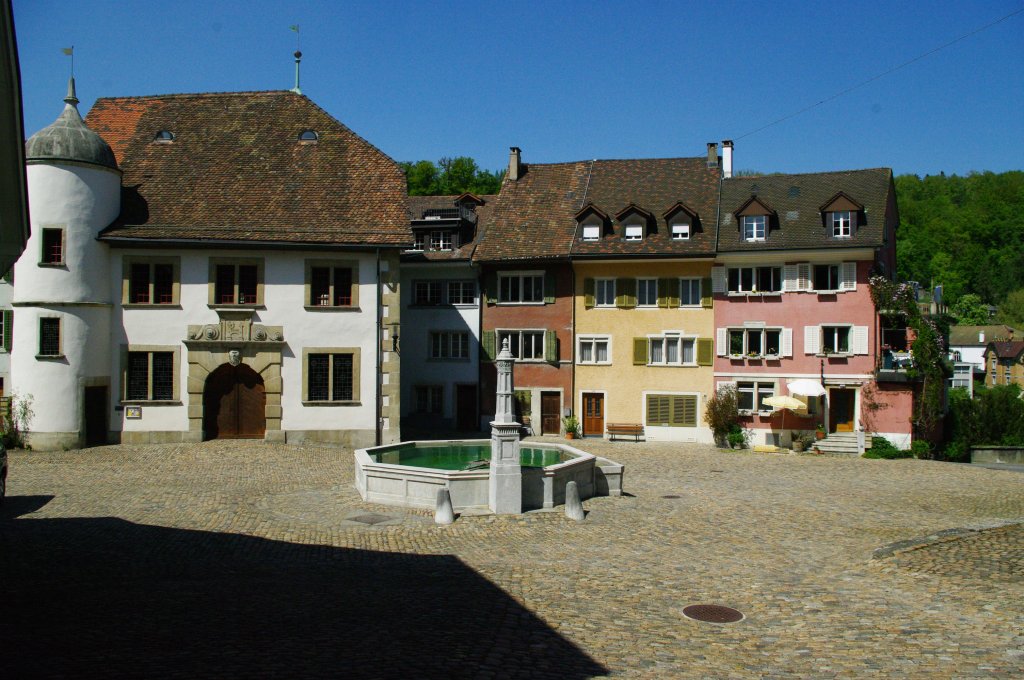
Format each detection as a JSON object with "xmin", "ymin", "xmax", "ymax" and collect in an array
[
  {"xmin": 724, "ymin": 167, "xmax": 893, "ymax": 180},
  {"xmin": 92, "ymin": 90, "xmax": 296, "ymax": 103}
]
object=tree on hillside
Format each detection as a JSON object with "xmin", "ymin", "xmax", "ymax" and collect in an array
[
  {"xmin": 950, "ymin": 293, "xmax": 990, "ymax": 325},
  {"xmin": 402, "ymin": 157, "xmax": 504, "ymax": 196},
  {"xmin": 996, "ymin": 289, "xmax": 1024, "ymax": 327}
]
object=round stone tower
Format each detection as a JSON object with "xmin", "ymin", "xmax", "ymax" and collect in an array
[{"xmin": 11, "ymin": 78, "xmax": 121, "ymax": 450}]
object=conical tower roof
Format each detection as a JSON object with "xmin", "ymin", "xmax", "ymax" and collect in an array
[{"xmin": 25, "ymin": 78, "xmax": 118, "ymax": 170}]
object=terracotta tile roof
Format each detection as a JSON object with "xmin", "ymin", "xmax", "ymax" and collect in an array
[
  {"xmin": 86, "ymin": 90, "xmax": 409, "ymax": 246},
  {"xmin": 473, "ymin": 162, "xmax": 591, "ymax": 262},
  {"xmin": 717, "ymin": 168, "xmax": 894, "ymax": 252},
  {"xmin": 474, "ymin": 157, "xmax": 718, "ymax": 262},
  {"xmin": 949, "ymin": 325, "xmax": 1017, "ymax": 346},
  {"xmin": 569, "ymin": 157, "xmax": 720, "ymax": 258},
  {"xmin": 986, "ymin": 340, "xmax": 1024, "ymax": 360}
]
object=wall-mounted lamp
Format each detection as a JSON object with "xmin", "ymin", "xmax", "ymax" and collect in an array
[{"xmin": 387, "ymin": 322, "xmax": 400, "ymax": 354}]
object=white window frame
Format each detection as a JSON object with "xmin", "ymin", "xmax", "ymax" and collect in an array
[
  {"xmin": 411, "ymin": 232, "xmax": 426, "ymax": 251},
  {"xmin": 595, "ymin": 278, "xmax": 616, "ymax": 307},
  {"xmin": 413, "ymin": 280, "xmax": 443, "ymax": 306},
  {"xmin": 831, "ymin": 211, "xmax": 852, "ymax": 238},
  {"xmin": 637, "ymin": 278, "xmax": 658, "ymax": 307},
  {"xmin": 679, "ymin": 278, "xmax": 702, "ymax": 306},
  {"xmin": 821, "ymin": 325, "xmax": 852, "ymax": 355},
  {"xmin": 725, "ymin": 327, "xmax": 783, "ymax": 358},
  {"xmin": 431, "ymin": 230, "xmax": 455, "ymax": 251},
  {"xmin": 671, "ymin": 222, "xmax": 690, "ymax": 240},
  {"xmin": 498, "ymin": 271, "xmax": 544, "ymax": 304},
  {"xmin": 624, "ymin": 224, "xmax": 644, "ymax": 241},
  {"xmin": 497, "ymin": 328, "xmax": 546, "ymax": 362},
  {"xmin": 447, "ymin": 280, "xmax": 476, "ymax": 305},
  {"xmin": 429, "ymin": 330, "xmax": 470, "ymax": 360},
  {"xmin": 648, "ymin": 333, "xmax": 697, "ymax": 367},
  {"xmin": 577, "ymin": 335, "xmax": 611, "ymax": 365},
  {"xmin": 582, "ymin": 224, "xmax": 600, "ymax": 241},
  {"xmin": 812, "ymin": 264, "xmax": 841, "ymax": 292},
  {"xmin": 742, "ymin": 215, "xmax": 766, "ymax": 241},
  {"xmin": 737, "ymin": 380, "xmax": 776, "ymax": 414},
  {"xmin": 727, "ymin": 266, "xmax": 782, "ymax": 294}
]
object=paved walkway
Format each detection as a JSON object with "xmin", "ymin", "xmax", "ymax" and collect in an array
[{"xmin": 1, "ymin": 438, "xmax": 1022, "ymax": 678}]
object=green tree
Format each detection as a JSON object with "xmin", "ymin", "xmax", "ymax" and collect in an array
[
  {"xmin": 996, "ymin": 289, "xmax": 1024, "ymax": 327},
  {"xmin": 402, "ymin": 157, "xmax": 504, "ymax": 196},
  {"xmin": 950, "ymin": 293, "xmax": 990, "ymax": 325}
]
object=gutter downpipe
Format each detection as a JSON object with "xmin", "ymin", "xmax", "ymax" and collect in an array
[
  {"xmin": 567, "ymin": 161, "xmax": 594, "ymax": 426},
  {"xmin": 375, "ymin": 247, "xmax": 382, "ymax": 446}
]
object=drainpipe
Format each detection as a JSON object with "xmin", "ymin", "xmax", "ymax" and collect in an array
[{"xmin": 375, "ymin": 248, "xmax": 382, "ymax": 446}]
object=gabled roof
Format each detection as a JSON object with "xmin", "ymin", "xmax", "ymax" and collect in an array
[
  {"xmin": 820, "ymin": 191, "xmax": 864, "ymax": 212},
  {"xmin": 718, "ymin": 168, "xmax": 894, "ymax": 252},
  {"xmin": 574, "ymin": 202, "xmax": 610, "ymax": 222},
  {"xmin": 87, "ymin": 90, "xmax": 409, "ymax": 246},
  {"xmin": 949, "ymin": 324, "xmax": 1017, "ymax": 346},
  {"xmin": 734, "ymin": 195, "xmax": 776, "ymax": 216},
  {"xmin": 985, "ymin": 340, "xmax": 1024, "ymax": 360},
  {"xmin": 614, "ymin": 203, "xmax": 653, "ymax": 222},
  {"xmin": 661, "ymin": 201, "xmax": 698, "ymax": 221}
]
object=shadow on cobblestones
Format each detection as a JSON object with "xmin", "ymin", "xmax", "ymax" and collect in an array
[{"xmin": 0, "ymin": 514, "xmax": 608, "ymax": 679}]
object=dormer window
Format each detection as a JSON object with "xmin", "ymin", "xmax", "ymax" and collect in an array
[
  {"xmin": 153, "ymin": 130, "xmax": 175, "ymax": 143},
  {"xmin": 624, "ymin": 224, "xmax": 643, "ymax": 241},
  {"xmin": 412, "ymin": 233, "xmax": 426, "ymax": 251},
  {"xmin": 430, "ymin": 230, "xmax": 454, "ymax": 251},
  {"xmin": 742, "ymin": 215, "xmax": 766, "ymax": 241},
  {"xmin": 671, "ymin": 222, "xmax": 690, "ymax": 240},
  {"xmin": 831, "ymin": 211, "xmax": 852, "ymax": 238},
  {"xmin": 582, "ymin": 225, "xmax": 600, "ymax": 241},
  {"xmin": 298, "ymin": 130, "xmax": 319, "ymax": 143}
]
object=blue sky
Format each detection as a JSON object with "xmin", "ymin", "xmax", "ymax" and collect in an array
[{"xmin": 13, "ymin": 0, "xmax": 1024, "ymax": 176}]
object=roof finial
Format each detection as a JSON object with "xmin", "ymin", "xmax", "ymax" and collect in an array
[
  {"xmin": 289, "ymin": 25, "xmax": 302, "ymax": 94},
  {"xmin": 61, "ymin": 46, "xmax": 79, "ymax": 108}
]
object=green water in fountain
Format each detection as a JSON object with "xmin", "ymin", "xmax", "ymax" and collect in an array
[{"xmin": 375, "ymin": 442, "xmax": 567, "ymax": 470}]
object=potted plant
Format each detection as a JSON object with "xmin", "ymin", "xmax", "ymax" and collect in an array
[
  {"xmin": 791, "ymin": 432, "xmax": 805, "ymax": 452},
  {"xmin": 561, "ymin": 415, "xmax": 580, "ymax": 440},
  {"xmin": 815, "ymin": 424, "xmax": 826, "ymax": 440}
]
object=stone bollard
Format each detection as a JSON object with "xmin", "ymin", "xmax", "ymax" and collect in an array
[
  {"xmin": 435, "ymin": 488, "xmax": 455, "ymax": 525},
  {"xmin": 564, "ymin": 481, "xmax": 585, "ymax": 521}
]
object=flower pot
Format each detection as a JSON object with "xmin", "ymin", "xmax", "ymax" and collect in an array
[
  {"xmin": 815, "ymin": 430, "xmax": 825, "ymax": 440},
  {"xmin": 565, "ymin": 432, "xmax": 575, "ymax": 440}
]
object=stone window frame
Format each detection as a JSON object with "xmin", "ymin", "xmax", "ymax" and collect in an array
[
  {"xmin": 37, "ymin": 315, "xmax": 63, "ymax": 359},
  {"xmin": 120, "ymin": 344, "xmax": 182, "ymax": 404},
  {"xmin": 301, "ymin": 346, "xmax": 362, "ymax": 406},
  {"xmin": 39, "ymin": 226, "xmax": 66, "ymax": 267},
  {"xmin": 577, "ymin": 334, "xmax": 611, "ymax": 365},
  {"xmin": 122, "ymin": 255, "xmax": 182, "ymax": 307},
  {"xmin": 497, "ymin": 270, "xmax": 545, "ymax": 305},
  {"xmin": 414, "ymin": 384, "xmax": 444, "ymax": 414},
  {"xmin": 429, "ymin": 330, "xmax": 470, "ymax": 361},
  {"xmin": 646, "ymin": 332, "xmax": 698, "ymax": 367},
  {"xmin": 208, "ymin": 257, "xmax": 265, "ymax": 307},
  {"xmin": 303, "ymin": 259, "xmax": 359, "ymax": 311}
]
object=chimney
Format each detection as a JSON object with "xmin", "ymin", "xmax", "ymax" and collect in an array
[
  {"xmin": 508, "ymin": 146, "xmax": 522, "ymax": 181},
  {"xmin": 706, "ymin": 142, "xmax": 718, "ymax": 168},
  {"xmin": 979, "ymin": 331, "xmax": 985, "ymax": 344},
  {"xmin": 721, "ymin": 140, "xmax": 733, "ymax": 178}
]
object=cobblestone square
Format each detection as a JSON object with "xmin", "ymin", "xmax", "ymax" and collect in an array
[{"xmin": 2, "ymin": 439, "xmax": 1022, "ymax": 678}]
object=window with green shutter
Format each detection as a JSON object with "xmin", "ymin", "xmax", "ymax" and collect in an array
[
  {"xmin": 616, "ymin": 278, "xmax": 637, "ymax": 309},
  {"xmin": 701, "ymin": 277, "xmax": 713, "ymax": 308},
  {"xmin": 646, "ymin": 394, "xmax": 698, "ymax": 427},
  {"xmin": 1, "ymin": 309, "xmax": 11, "ymax": 351},
  {"xmin": 633, "ymin": 337, "xmax": 648, "ymax": 365},
  {"xmin": 545, "ymin": 330, "xmax": 558, "ymax": 363},
  {"xmin": 544, "ymin": 270, "xmax": 556, "ymax": 304},
  {"xmin": 482, "ymin": 330, "xmax": 496, "ymax": 361},
  {"xmin": 696, "ymin": 338, "xmax": 713, "ymax": 366},
  {"xmin": 583, "ymin": 278, "xmax": 595, "ymax": 308}
]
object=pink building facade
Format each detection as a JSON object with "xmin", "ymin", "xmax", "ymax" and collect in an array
[{"xmin": 713, "ymin": 168, "xmax": 914, "ymax": 449}]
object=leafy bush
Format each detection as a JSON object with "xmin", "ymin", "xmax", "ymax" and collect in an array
[
  {"xmin": 2, "ymin": 392, "xmax": 35, "ymax": 449},
  {"xmin": 705, "ymin": 385, "xmax": 740, "ymax": 446},
  {"xmin": 863, "ymin": 436, "xmax": 913, "ymax": 459},
  {"xmin": 726, "ymin": 429, "xmax": 747, "ymax": 449},
  {"xmin": 943, "ymin": 384, "xmax": 1024, "ymax": 459},
  {"xmin": 910, "ymin": 440, "xmax": 932, "ymax": 459}
]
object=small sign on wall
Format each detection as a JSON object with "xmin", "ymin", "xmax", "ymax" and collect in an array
[{"xmin": 125, "ymin": 406, "xmax": 142, "ymax": 419}]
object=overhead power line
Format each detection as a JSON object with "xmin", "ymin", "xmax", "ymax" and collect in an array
[{"xmin": 735, "ymin": 6, "xmax": 1024, "ymax": 141}]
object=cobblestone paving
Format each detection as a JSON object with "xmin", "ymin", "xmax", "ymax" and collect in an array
[{"xmin": 2, "ymin": 439, "xmax": 1022, "ymax": 678}]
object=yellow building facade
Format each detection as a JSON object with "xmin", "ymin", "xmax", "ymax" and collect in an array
[{"xmin": 573, "ymin": 259, "xmax": 717, "ymax": 442}]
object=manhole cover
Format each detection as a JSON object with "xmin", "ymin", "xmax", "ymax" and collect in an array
[
  {"xmin": 682, "ymin": 604, "xmax": 744, "ymax": 624},
  {"xmin": 661, "ymin": 495, "xmax": 681, "ymax": 499},
  {"xmin": 348, "ymin": 513, "xmax": 394, "ymax": 526}
]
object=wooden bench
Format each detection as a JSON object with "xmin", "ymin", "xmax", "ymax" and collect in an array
[{"xmin": 606, "ymin": 423, "xmax": 644, "ymax": 442}]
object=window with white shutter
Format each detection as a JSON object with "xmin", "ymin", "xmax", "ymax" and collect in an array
[
  {"xmin": 711, "ymin": 267, "xmax": 728, "ymax": 294},
  {"xmin": 804, "ymin": 326, "xmax": 820, "ymax": 355},
  {"xmin": 840, "ymin": 262, "xmax": 857, "ymax": 291}
]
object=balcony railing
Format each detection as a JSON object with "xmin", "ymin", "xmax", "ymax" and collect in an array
[
  {"xmin": 876, "ymin": 348, "xmax": 916, "ymax": 382},
  {"xmin": 417, "ymin": 205, "xmax": 477, "ymax": 223}
]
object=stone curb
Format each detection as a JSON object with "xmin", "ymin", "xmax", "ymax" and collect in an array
[{"xmin": 871, "ymin": 517, "xmax": 1024, "ymax": 560}]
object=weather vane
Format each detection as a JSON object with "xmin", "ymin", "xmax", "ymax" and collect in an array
[
  {"xmin": 289, "ymin": 25, "xmax": 302, "ymax": 94},
  {"xmin": 61, "ymin": 45, "xmax": 74, "ymax": 77}
]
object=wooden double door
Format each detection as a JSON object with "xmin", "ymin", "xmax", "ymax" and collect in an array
[{"xmin": 203, "ymin": 364, "xmax": 266, "ymax": 439}]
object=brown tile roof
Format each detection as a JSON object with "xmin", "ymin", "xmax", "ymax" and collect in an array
[
  {"xmin": 474, "ymin": 157, "xmax": 719, "ymax": 262},
  {"xmin": 473, "ymin": 162, "xmax": 591, "ymax": 262},
  {"xmin": 570, "ymin": 157, "xmax": 720, "ymax": 258},
  {"xmin": 949, "ymin": 325, "xmax": 1017, "ymax": 346},
  {"xmin": 86, "ymin": 91, "xmax": 409, "ymax": 246},
  {"xmin": 717, "ymin": 168, "xmax": 894, "ymax": 252},
  {"xmin": 986, "ymin": 340, "xmax": 1024, "ymax": 360}
]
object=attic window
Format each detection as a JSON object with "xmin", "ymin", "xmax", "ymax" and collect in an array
[
  {"xmin": 153, "ymin": 130, "xmax": 175, "ymax": 143},
  {"xmin": 624, "ymin": 225, "xmax": 643, "ymax": 241},
  {"xmin": 671, "ymin": 222, "xmax": 690, "ymax": 240},
  {"xmin": 582, "ymin": 225, "xmax": 600, "ymax": 241},
  {"xmin": 298, "ymin": 130, "xmax": 319, "ymax": 143}
]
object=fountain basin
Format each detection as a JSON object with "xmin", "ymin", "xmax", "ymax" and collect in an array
[{"xmin": 354, "ymin": 439, "xmax": 621, "ymax": 511}]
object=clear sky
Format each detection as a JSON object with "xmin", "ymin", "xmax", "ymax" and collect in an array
[{"xmin": 12, "ymin": 0, "xmax": 1024, "ymax": 177}]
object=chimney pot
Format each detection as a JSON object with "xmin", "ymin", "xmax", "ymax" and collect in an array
[
  {"xmin": 508, "ymin": 147, "xmax": 522, "ymax": 181},
  {"xmin": 706, "ymin": 142, "xmax": 718, "ymax": 168},
  {"xmin": 979, "ymin": 331, "xmax": 985, "ymax": 343},
  {"xmin": 722, "ymin": 140, "xmax": 733, "ymax": 179}
]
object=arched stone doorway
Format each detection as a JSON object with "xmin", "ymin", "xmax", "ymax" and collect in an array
[{"xmin": 203, "ymin": 363, "xmax": 266, "ymax": 439}]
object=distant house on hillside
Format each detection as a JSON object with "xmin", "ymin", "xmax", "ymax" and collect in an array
[{"xmin": 983, "ymin": 341, "xmax": 1024, "ymax": 389}]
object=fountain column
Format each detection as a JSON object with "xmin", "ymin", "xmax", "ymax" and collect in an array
[{"xmin": 489, "ymin": 338, "xmax": 522, "ymax": 514}]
